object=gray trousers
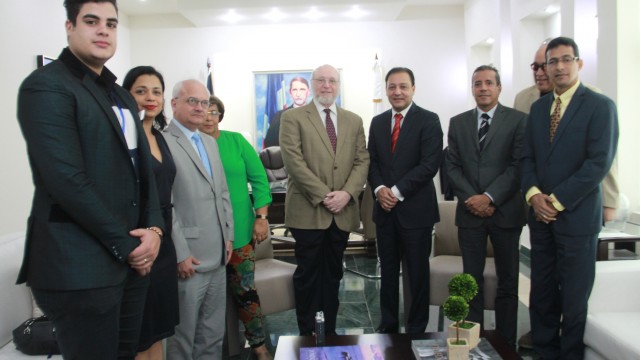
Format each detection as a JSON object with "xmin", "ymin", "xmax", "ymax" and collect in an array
[{"xmin": 167, "ymin": 266, "xmax": 226, "ymax": 359}]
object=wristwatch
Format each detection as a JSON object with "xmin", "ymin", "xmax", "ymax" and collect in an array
[{"xmin": 255, "ymin": 214, "xmax": 268, "ymax": 220}]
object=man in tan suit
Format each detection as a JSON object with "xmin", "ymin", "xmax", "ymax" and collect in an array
[
  {"xmin": 514, "ymin": 39, "xmax": 620, "ymax": 350},
  {"xmin": 280, "ymin": 64, "xmax": 370, "ymax": 336}
]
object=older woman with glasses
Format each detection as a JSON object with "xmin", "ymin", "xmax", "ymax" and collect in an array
[{"xmin": 200, "ymin": 96, "xmax": 273, "ymax": 360}]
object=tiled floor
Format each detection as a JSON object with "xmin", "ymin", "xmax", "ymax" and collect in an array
[{"xmin": 225, "ymin": 249, "xmax": 540, "ymax": 359}]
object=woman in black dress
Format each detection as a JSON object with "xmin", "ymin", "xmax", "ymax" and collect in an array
[{"xmin": 123, "ymin": 66, "xmax": 178, "ymax": 360}]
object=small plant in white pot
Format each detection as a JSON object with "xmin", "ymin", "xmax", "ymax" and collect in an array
[
  {"xmin": 447, "ymin": 273, "xmax": 480, "ymax": 348},
  {"xmin": 443, "ymin": 295, "xmax": 470, "ymax": 360}
]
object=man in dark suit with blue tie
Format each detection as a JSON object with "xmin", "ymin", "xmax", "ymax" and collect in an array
[
  {"xmin": 368, "ymin": 67, "xmax": 442, "ymax": 334},
  {"xmin": 447, "ymin": 65, "xmax": 527, "ymax": 348},
  {"xmin": 16, "ymin": 1, "xmax": 164, "ymax": 358},
  {"xmin": 521, "ymin": 37, "xmax": 618, "ymax": 359}
]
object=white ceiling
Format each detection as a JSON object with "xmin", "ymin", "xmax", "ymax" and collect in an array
[{"xmin": 118, "ymin": 0, "xmax": 466, "ymax": 27}]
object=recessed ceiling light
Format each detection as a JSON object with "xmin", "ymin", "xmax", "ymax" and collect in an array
[
  {"xmin": 485, "ymin": 37, "xmax": 495, "ymax": 45},
  {"xmin": 344, "ymin": 5, "xmax": 368, "ymax": 20},
  {"xmin": 221, "ymin": 9, "xmax": 244, "ymax": 24},
  {"xmin": 545, "ymin": 5, "xmax": 560, "ymax": 14},
  {"xmin": 264, "ymin": 7, "xmax": 287, "ymax": 22},
  {"xmin": 303, "ymin": 6, "xmax": 325, "ymax": 21}
]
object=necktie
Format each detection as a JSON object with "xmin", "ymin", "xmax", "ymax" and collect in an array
[
  {"xmin": 478, "ymin": 113, "xmax": 490, "ymax": 150},
  {"xmin": 549, "ymin": 97, "xmax": 562, "ymax": 142},
  {"xmin": 391, "ymin": 113, "xmax": 403, "ymax": 153},
  {"xmin": 192, "ymin": 133, "xmax": 212, "ymax": 177},
  {"xmin": 324, "ymin": 109, "xmax": 337, "ymax": 153}
]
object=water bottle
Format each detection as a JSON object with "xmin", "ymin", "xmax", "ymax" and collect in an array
[{"xmin": 315, "ymin": 311, "xmax": 325, "ymax": 346}]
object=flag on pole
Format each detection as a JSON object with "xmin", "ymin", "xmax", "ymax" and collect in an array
[
  {"xmin": 372, "ymin": 54, "xmax": 384, "ymax": 116},
  {"xmin": 206, "ymin": 57, "xmax": 214, "ymax": 95}
]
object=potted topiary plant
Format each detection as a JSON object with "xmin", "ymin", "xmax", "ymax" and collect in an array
[
  {"xmin": 443, "ymin": 295, "xmax": 470, "ymax": 360},
  {"xmin": 447, "ymin": 273, "xmax": 480, "ymax": 348}
]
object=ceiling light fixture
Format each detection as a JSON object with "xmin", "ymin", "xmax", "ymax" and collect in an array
[
  {"xmin": 221, "ymin": 9, "xmax": 244, "ymax": 24},
  {"xmin": 344, "ymin": 5, "xmax": 368, "ymax": 20},
  {"xmin": 265, "ymin": 7, "xmax": 287, "ymax": 22},
  {"xmin": 485, "ymin": 37, "xmax": 495, "ymax": 45},
  {"xmin": 303, "ymin": 6, "xmax": 325, "ymax": 21},
  {"xmin": 545, "ymin": 5, "xmax": 560, "ymax": 14}
]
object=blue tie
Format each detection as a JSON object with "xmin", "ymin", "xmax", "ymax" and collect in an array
[{"xmin": 192, "ymin": 133, "xmax": 212, "ymax": 177}]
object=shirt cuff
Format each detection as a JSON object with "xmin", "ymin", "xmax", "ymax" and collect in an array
[
  {"xmin": 483, "ymin": 192, "xmax": 494, "ymax": 203},
  {"xmin": 549, "ymin": 193, "xmax": 565, "ymax": 211},
  {"xmin": 525, "ymin": 187, "xmax": 542, "ymax": 205},
  {"xmin": 391, "ymin": 186, "xmax": 404, "ymax": 201},
  {"xmin": 374, "ymin": 185, "xmax": 384, "ymax": 196}
]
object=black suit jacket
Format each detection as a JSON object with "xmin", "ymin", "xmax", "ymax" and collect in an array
[
  {"xmin": 367, "ymin": 103, "xmax": 442, "ymax": 229},
  {"xmin": 264, "ymin": 105, "xmax": 292, "ymax": 147},
  {"xmin": 16, "ymin": 48, "xmax": 163, "ymax": 290},
  {"xmin": 446, "ymin": 104, "xmax": 527, "ymax": 228},
  {"xmin": 521, "ymin": 84, "xmax": 618, "ymax": 236}
]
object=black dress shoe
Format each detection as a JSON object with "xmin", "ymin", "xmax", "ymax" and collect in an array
[{"xmin": 375, "ymin": 326, "xmax": 398, "ymax": 334}]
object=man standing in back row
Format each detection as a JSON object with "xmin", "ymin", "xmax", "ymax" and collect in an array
[
  {"xmin": 280, "ymin": 64, "xmax": 369, "ymax": 336},
  {"xmin": 521, "ymin": 36, "xmax": 618, "ymax": 359},
  {"xmin": 368, "ymin": 67, "xmax": 442, "ymax": 334},
  {"xmin": 447, "ymin": 65, "xmax": 527, "ymax": 348}
]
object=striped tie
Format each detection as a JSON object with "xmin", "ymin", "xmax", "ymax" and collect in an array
[{"xmin": 478, "ymin": 113, "xmax": 490, "ymax": 150}]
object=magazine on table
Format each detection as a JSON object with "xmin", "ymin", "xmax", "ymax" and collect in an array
[
  {"xmin": 411, "ymin": 338, "xmax": 502, "ymax": 359},
  {"xmin": 300, "ymin": 344, "xmax": 383, "ymax": 360}
]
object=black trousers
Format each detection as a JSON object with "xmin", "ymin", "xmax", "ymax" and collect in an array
[
  {"xmin": 458, "ymin": 224, "xmax": 522, "ymax": 347},
  {"xmin": 291, "ymin": 220, "xmax": 349, "ymax": 335},
  {"xmin": 376, "ymin": 214, "xmax": 432, "ymax": 334},
  {"xmin": 529, "ymin": 225, "xmax": 597, "ymax": 360},
  {"xmin": 32, "ymin": 270, "xmax": 149, "ymax": 360}
]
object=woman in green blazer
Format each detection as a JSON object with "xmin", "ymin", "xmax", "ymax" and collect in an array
[{"xmin": 200, "ymin": 96, "xmax": 273, "ymax": 360}]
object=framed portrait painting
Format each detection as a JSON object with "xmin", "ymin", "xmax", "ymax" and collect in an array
[{"xmin": 254, "ymin": 70, "xmax": 342, "ymax": 151}]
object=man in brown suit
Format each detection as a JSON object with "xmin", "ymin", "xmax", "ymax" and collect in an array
[{"xmin": 280, "ymin": 64, "xmax": 369, "ymax": 336}]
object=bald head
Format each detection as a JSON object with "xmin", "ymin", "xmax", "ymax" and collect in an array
[
  {"xmin": 311, "ymin": 64, "xmax": 340, "ymax": 107},
  {"xmin": 532, "ymin": 41, "xmax": 553, "ymax": 94}
]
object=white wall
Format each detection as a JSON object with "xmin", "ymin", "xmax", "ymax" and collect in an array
[{"xmin": 127, "ymin": 17, "xmax": 468, "ymax": 145}]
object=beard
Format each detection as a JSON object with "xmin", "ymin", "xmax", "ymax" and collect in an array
[{"xmin": 315, "ymin": 93, "xmax": 337, "ymax": 107}]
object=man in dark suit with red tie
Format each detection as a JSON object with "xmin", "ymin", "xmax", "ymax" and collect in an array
[{"xmin": 368, "ymin": 67, "xmax": 443, "ymax": 334}]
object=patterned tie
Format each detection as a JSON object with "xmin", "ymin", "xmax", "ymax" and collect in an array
[
  {"xmin": 391, "ymin": 113, "xmax": 403, "ymax": 153},
  {"xmin": 549, "ymin": 97, "xmax": 562, "ymax": 142},
  {"xmin": 478, "ymin": 113, "xmax": 490, "ymax": 150},
  {"xmin": 324, "ymin": 109, "xmax": 337, "ymax": 153},
  {"xmin": 192, "ymin": 133, "xmax": 212, "ymax": 177}
]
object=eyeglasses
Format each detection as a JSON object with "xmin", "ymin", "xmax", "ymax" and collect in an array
[
  {"xmin": 207, "ymin": 110, "xmax": 220, "ymax": 117},
  {"xmin": 546, "ymin": 56, "xmax": 579, "ymax": 68},
  {"xmin": 176, "ymin": 97, "xmax": 210, "ymax": 108},
  {"xmin": 530, "ymin": 62, "xmax": 546, "ymax": 72},
  {"xmin": 312, "ymin": 78, "xmax": 340, "ymax": 86}
]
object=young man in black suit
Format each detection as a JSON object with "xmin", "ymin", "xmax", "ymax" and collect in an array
[
  {"xmin": 446, "ymin": 65, "xmax": 527, "ymax": 347},
  {"xmin": 367, "ymin": 67, "xmax": 443, "ymax": 334},
  {"xmin": 16, "ymin": 1, "xmax": 164, "ymax": 358}
]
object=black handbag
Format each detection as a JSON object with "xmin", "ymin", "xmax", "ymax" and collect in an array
[{"xmin": 12, "ymin": 315, "xmax": 61, "ymax": 356}]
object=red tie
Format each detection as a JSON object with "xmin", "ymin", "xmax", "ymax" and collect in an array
[
  {"xmin": 324, "ymin": 109, "xmax": 337, "ymax": 153},
  {"xmin": 391, "ymin": 113, "xmax": 403, "ymax": 153}
]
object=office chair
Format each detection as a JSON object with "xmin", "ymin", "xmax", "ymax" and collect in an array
[{"xmin": 427, "ymin": 200, "xmax": 498, "ymax": 330}]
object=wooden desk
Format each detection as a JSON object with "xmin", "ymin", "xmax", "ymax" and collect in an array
[{"xmin": 275, "ymin": 330, "xmax": 521, "ymax": 360}]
